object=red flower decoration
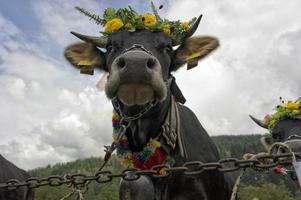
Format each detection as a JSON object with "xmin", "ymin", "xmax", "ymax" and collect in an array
[{"xmin": 263, "ymin": 114, "xmax": 271, "ymax": 124}]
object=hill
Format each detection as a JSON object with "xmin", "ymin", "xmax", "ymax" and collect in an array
[{"xmin": 29, "ymin": 134, "xmax": 301, "ymax": 199}]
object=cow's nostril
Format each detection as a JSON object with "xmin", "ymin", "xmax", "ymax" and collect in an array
[
  {"xmin": 117, "ymin": 57, "xmax": 126, "ymax": 69},
  {"xmin": 146, "ymin": 58, "xmax": 156, "ymax": 69}
]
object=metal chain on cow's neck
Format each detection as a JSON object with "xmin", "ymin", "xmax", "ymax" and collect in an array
[
  {"xmin": 112, "ymin": 98, "xmax": 159, "ymax": 122},
  {"xmin": 98, "ymin": 99, "xmax": 159, "ymax": 167},
  {"xmin": 104, "ymin": 78, "xmax": 173, "ymax": 166}
]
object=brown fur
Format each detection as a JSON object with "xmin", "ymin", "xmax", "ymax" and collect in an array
[
  {"xmin": 176, "ymin": 36, "xmax": 219, "ymax": 70},
  {"xmin": 64, "ymin": 43, "xmax": 104, "ymax": 70}
]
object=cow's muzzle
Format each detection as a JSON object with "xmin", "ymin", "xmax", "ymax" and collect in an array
[{"xmin": 105, "ymin": 46, "xmax": 167, "ymax": 106}]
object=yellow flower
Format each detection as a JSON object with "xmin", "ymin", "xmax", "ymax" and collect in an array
[
  {"xmin": 148, "ymin": 139, "xmax": 161, "ymax": 148},
  {"xmin": 122, "ymin": 159, "xmax": 133, "ymax": 167},
  {"xmin": 105, "ymin": 18, "xmax": 124, "ymax": 33},
  {"xmin": 292, "ymin": 109, "xmax": 300, "ymax": 115},
  {"xmin": 268, "ymin": 119, "xmax": 276, "ymax": 129},
  {"xmin": 163, "ymin": 24, "xmax": 171, "ymax": 35},
  {"xmin": 284, "ymin": 101, "xmax": 299, "ymax": 110},
  {"xmin": 112, "ymin": 110, "xmax": 120, "ymax": 120},
  {"xmin": 182, "ymin": 22, "xmax": 189, "ymax": 32},
  {"xmin": 143, "ymin": 13, "xmax": 157, "ymax": 27}
]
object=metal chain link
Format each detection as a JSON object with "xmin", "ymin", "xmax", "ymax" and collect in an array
[
  {"xmin": 112, "ymin": 98, "xmax": 158, "ymax": 122},
  {"xmin": 0, "ymin": 152, "xmax": 300, "ymax": 191}
]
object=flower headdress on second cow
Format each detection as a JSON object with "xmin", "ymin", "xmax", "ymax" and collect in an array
[{"xmin": 250, "ymin": 98, "xmax": 301, "ymax": 132}]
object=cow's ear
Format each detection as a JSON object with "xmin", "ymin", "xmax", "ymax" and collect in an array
[
  {"xmin": 64, "ymin": 42, "xmax": 107, "ymax": 75},
  {"xmin": 172, "ymin": 36, "xmax": 219, "ymax": 71}
]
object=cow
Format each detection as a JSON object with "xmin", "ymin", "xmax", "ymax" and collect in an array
[
  {"xmin": 249, "ymin": 101, "xmax": 301, "ymax": 187},
  {"xmin": 250, "ymin": 114, "xmax": 301, "ymax": 154},
  {"xmin": 0, "ymin": 154, "xmax": 34, "ymax": 200},
  {"xmin": 64, "ymin": 12, "xmax": 234, "ymax": 200}
]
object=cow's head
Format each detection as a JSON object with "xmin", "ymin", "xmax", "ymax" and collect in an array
[
  {"xmin": 250, "ymin": 100, "xmax": 301, "ymax": 153},
  {"xmin": 64, "ymin": 15, "xmax": 219, "ymax": 110}
]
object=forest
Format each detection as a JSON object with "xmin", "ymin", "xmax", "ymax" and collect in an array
[{"xmin": 29, "ymin": 135, "xmax": 301, "ymax": 200}]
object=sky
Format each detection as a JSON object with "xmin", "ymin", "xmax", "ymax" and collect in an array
[{"xmin": 0, "ymin": 0, "xmax": 300, "ymax": 170}]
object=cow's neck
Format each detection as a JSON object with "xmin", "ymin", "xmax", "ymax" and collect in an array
[{"xmin": 121, "ymin": 95, "xmax": 171, "ymax": 152}]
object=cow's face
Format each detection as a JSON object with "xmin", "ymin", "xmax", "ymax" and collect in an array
[
  {"xmin": 268, "ymin": 119, "xmax": 301, "ymax": 153},
  {"xmin": 250, "ymin": 115, "xmax": 301, "ymax": 153},
  {"xmin": 104, "ymin": 30, "xmax": 172, "ymax": 106},
  {"xmin": 64, "ymin": 21, "xmax": 219, "ymax": 108}
]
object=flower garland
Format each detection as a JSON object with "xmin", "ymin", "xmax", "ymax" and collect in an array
[
  {"xmin": 263, "ymin": 98, "xmax": 301, "ymax": 131},
  {"xmin": 112, "ymin": 111, "xmax": 175, "ymax": 170},
  {"xmin": 75, "ymin": 2, "xmax": 196, "ymax": 44}
]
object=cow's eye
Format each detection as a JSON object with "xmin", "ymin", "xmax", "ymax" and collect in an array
[
  {"xmin": 106, "ymin": 44, "xmax": 113, "ymax": 52},
  {"xmin": 157, "ymin": 43, "xmax": 172, "ymax": 53},
  {"xmin": 165, "ymin": 45, "xmax": 172, "ymax": 53},
  {"xmin": 272, "ymin": 132, "xmax": 282, "ymax": 141}
]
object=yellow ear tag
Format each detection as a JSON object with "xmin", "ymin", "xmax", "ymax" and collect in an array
[
  {"xmin": 78, "ymin": 59, "xmax": 93, "ymax": 66},
  {"xmin": 185, "ymin": 52, "xmax": 202, "ymax": 61}
]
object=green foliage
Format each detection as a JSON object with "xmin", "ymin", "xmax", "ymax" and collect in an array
[
  {"xmin": 74, "ymin": 2, "xmax": 195, "ymax": 44},
  {"xmin": 29, "ymin": 156, "xmax": 124, "ymax": 200},
  {"xmin": 150, "ymin": 1, "xmax": 162, "ymax": 22},
  {"xmin": 75, "ymin": 7, "xmax": 105, "ymax": 25},
  {"xmin": 240, "ymin": 182, "xmax": 301, "ymax": 200}
]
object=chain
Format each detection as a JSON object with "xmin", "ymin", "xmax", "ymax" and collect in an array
[
  {"xmin": 112, "ymin": 98, "xmax": 158, "ymax": 122},
  {"xmin": 58, "ymin": 118, "xmax": 133, "ymax": 199},
  {"xmin": 0, "ymin": 152, "xmax": 300, "ymax": 191}
]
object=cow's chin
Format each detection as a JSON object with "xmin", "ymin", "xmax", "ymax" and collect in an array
[{"xmin": 117, "ymin": 83, "xmax": 155, "ymax": 106}]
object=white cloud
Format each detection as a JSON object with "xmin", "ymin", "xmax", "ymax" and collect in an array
[
  {"xmin": 32, "ymin": 0, "xmax": 104, "ymax": 47},
  {"xmin": 0, "ymin": 10, "xmax": 112, "ymax": 169}
]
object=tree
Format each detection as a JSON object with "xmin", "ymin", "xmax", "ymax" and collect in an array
[{"xmin": 239, "ymin": 182, "xmax": 301, "ymax": 200}]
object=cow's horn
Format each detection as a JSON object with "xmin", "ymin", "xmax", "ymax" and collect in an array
[
  {"xmin": 249, "ymin": 115, "xmax": 268, "ymax": 129},
  {"xmin": 71, "ymin": 31, "xmax": 108, "ymax": 47},
  {"xmin": 183, "ymin": 14, "xmax": 203, "ymax": 40},
  {"xmin": 172, "ymin": 14, "xmax": 203, "ymax": 46}
]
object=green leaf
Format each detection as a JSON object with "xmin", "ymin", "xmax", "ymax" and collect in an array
[
  {"xmin": 151, "ymin": 1, "xmax": 162, "ymax": 22},
  {"xmin": 75, "ymin": 6, "xmax": 104, "ymax": 25},
  {"xmin": 104, "ymin": 8, "xmax": 117, "ymax": 21}
]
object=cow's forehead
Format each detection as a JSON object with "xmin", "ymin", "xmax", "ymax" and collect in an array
[
  {"xmin": 272, "ymin": 119, "xmax": 301, "ymax": 138},
  {"xmin": 108, "ymin": 30, "xmax": 172, "ymax": 47}
]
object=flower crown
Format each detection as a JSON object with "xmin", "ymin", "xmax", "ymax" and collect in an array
[
  {"xmin": 75, "ymin": 2, "xmax": 197, "ymax": 44},
  {"xmin": 263, "ymin": 98, "xmax": 301, "ymax": 131}
]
